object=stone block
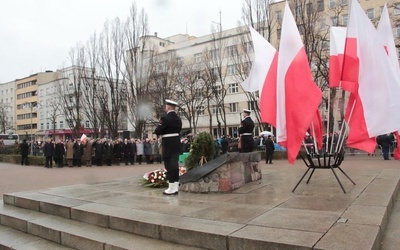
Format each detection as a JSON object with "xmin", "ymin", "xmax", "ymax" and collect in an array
[
  {"xmin": 0, "ymin": 214, "xmax": 27, "ymax": 232},
  {"xmin": 219, "ymin": 178, "xmax": 231, "ymax": 192},
  {"xmin": 71, "ymin": 208, "xmax": 109, "ymax": 228},
  {"xmin": 27, "ymin": 221, "xmax": 61, "ymax": 243},
  {"xmin": 61, "ymin": 232, "xmax": 104, "ymax": 249}
]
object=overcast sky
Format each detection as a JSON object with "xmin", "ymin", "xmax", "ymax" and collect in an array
[{"xmin": 0, "ymin": 0, "xmax": 245, "ymax": 83}]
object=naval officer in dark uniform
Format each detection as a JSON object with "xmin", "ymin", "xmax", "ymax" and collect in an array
[
  {"xmin": 154, "ymin": 99, "xmax": 182, "ymax": 195},
  {"xmin": 238, "ymin": 109, "xmax": 255, "ymax": 153}
]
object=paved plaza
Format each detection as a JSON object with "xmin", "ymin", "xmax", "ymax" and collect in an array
[{"xmin": 0, "ymin": 155, "xmax": 399, "ymax": 249}]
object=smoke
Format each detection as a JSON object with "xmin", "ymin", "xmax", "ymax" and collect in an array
[{"xmin": 136, "ymin": 103, "xmax": 153, "ymax": 121}]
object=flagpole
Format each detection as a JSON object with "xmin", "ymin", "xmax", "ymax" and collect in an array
[{"xmin": 326, "ymin": 88, "xmax": 331, "ymax": 153}]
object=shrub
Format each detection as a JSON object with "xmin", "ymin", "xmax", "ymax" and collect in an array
[{"xmin": 186, "ymin": 132, "xmax": 215, "ymax": 170}]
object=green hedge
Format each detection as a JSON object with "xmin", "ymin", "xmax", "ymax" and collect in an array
[{"xmin": 0, "ymin": 154, "xmax": 45, "ymax": 166}]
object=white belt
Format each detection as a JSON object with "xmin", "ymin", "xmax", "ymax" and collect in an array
[
  {"xmin": 162, "ymin": 133, "xmax": 179, "ymax": 138},
  {"xmin": 242, "ymin": 133, "xmax": 252, "ymax": 136}
]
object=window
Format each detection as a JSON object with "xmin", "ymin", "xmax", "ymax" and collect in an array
[
  {"xmin": 228, "ymin": 83, "xmax": 239, "ymax": 94},
  {"xmin": 212, "ymin": 67, "xmax": 219, "ymax": 78},
  {"xmin": 226, "ymin": 45, "xmax": 237, "ymax": 57},
  {"xmin": 210, "ymin": 49, "xmax": 219, "ymax": 60},
  {"xmin": 227, "ymin": 65, "xmax": 237, "ymax": 76},
  {"xmin": 46, "ymin": 123, "xmax": 49, "ymax": 130},
  {"xmin": 276, "ymin": 10, "xmax": 282, "ymax": 22},
  {"xmin": 59, "ymin": 121, "xmax": 63, "ymax": 129},
  {"xmin": 396, "ymin": 26, "xmax": 400, "ymax": 38},
  {"xmin": 331, "ymin": 17, "xmax": 338, "ymax": 26},
  {"xmin": 329, "ymin": 0, "xmax": 335, "ymax": 9},
  {"xmin": 296, "ymin": 5, "xmax": 302, "ymax": 16},
  {"xmin": 196, "ymin": 106, "xmax": 205, "ymax": 116},
  {"xmin": 322, "ymin": 40, "xmax": 329, "ymax": 51},
  {"xmin": 229, "ymin": 102, "xmax": 238, "ymax": 113},
  {"xmin": 319, "ymin": 18, "xmax": 326, "ymax": 30},
  {"xmin": 244, "ymin": 42, "xmax": 253, "ymax": 53},
  {"xmin": 194, "ymin": 53, "xmax": 202, "ymax": 63},
  {"xmin": 277, "ymin": 28, "xmax": 281, "ymax": 39},
  {"xmin": 247, "ymin": 101, "xmax": 257, "ymax": 111},
  {"xmin": 85, "ymin": 121, "xmax": 90, "ymax": 128},
  {"xmin": 196, "ymin": 71, "xmax": 202, "ymax": 80},
  {"xmin": 317, "ymin": 0, "xmax": 324, "ymax": 11},
  {"xmin": 366, "ymin": 9, "xmax": 374, "ymax": 20},
  {"xmin": 341, "ymin": 0, "xmax": 347, "ymax": 6},
  {"xmin": 306, "ymin": 3, "xmax": 313, "ymax": 15},
  {"xmin": 395, "ymin": 3, "xmax": 400, "ymax": 15},
  {"xmin": 342, "ymin": 14, "xmax": 348, "ymax": 26},
  {"xmin": 212, "ymin": 105, "xmax": 222, "ymax": 114}
]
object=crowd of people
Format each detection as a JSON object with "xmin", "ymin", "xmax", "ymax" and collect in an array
[{"xmin": 20, "ymin": 137, "xmax": 167, "ymax": 168}]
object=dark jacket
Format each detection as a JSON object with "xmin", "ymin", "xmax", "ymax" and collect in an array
[
  {"xmin": 54, "ymin": 142, "xmax": 65, "ymax": 158},
  {"xmin": 73, "ymin": 142, "xmax": 84, "ymax": 159},
  {"xmin": 43, "ymin": 142, "xmax": 55, "ymax": 157},
  {"xmin": 154, "ymin": 110, "xmax": 182, "ymax": 158},
  {"xmin": 238, "ymin": 116, "xmax": 255, "ymax": 152},
  {"xmin": 20, "ymin": 141, "xmax": 29, "ymax": 156}
]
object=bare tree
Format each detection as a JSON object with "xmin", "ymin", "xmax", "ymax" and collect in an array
[
  {"xmin": 123, "ymin": 2, "xmax": 152, "ymax": 138},
  {"xmin": 175, "ymin": 58, "xmax": 208, "ymax": 134},
  {"xmin": 0, "ymin": 104, "xmax": 12, "ymax": 133},
  {"xmin": 97, "ymin": 17, "xmax": 127, "ymax": 139}
]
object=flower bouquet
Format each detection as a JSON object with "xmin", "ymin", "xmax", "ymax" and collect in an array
[{"xmin": 143, "ymin": 167, "xmax": 187, "ymax": 188}]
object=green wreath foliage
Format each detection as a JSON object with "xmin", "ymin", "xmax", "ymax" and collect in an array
[{"xmin": 186, "ymin": 132, "xmax": 215, "ymax": 170}]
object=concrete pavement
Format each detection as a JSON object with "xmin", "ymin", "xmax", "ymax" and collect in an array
[{"xmin": 0, "ymin": 155, "xmax": 399, "ymax": 249}]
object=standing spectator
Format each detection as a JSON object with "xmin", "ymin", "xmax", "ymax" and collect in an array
[
  {"xmin": 136, "ymin": 140, "xmax": 144, "ymax": 165},
  {"xmin": 181, "ymin": 138, "xmax": 190, "ymax": 153},
  {"xmin": 83, "ymin": 138, "xmax": 94, "ymax": 167},
  {"xmin": 94, "ymin": 138, "xmax": 105, "ymax": 166},
  {"xmin": 264, "ymin": 135, "xmax": 275, "ymax": 164},
  {"xmin": 377, "ymin": 134, "xmax": 393, "ymax": 160},
  {"xmin": 43, "ymin": 138, "xmax": 55, "ymax": 168},
  {"xmin": 154, "ymin": 138, "xmax": 162, "ymax": 164},
  {"xmin": 122, "ymin": 138, "xmax": 131, "ymax": 165},
  {"xmin": 20, "ymin": 139, "xmax": 29, "ymax": 165},
  {"xmin": 129, "ymin": 138, "xmax": 137, "ymax": 165},
  {"xmin": 220, "ymin": 136, "xmax": 229, "ymax": 154},
  {"xmin": 154, "ymin": 99, "xmax": 182, "ymax": 195},
  {"xmin": 73, "ymin": 139, "xmax": 84, "ymax": 167},
  {"xmin": 103, "ymin": 139, "xmax": 114, "ymax": 166},
  {"xmin": 113, "ymin": 138, "xmax": 122, "ymax": 166},
  {"xmin": 65, "ymin": 139, "xmax": 74, "ymax": 167},
  {"xmin": 54, "ymin": 139, "xmax": 65, "ymax": 168},
  {"xmin": 143, "ymin": 138, "xmax": 152, "ymax": 164}
]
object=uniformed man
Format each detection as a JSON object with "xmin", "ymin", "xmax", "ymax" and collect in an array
[
  {"xmin": 154, "ymin": 99, "xmax": 182, "ymax": 195},
  {"xmin": 238, "ymin": 109, "xmax": 255, "ymax": 153}
]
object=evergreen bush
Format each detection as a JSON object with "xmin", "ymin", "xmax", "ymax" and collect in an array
[{"xmin": 186, "ymin": 132, "xmax": 215, "ymax": 170}]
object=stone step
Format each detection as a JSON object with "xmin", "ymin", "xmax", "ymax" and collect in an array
[
  {"xmin": 0, "ymin": 203, "xmax": 203, "ymax": 250},
  {"xmin": 2, "ymin": 192, "xmax": 247, "ymax": 250},
  {"xmin": 0, "ymin": 224, "xmax": 73, "ymax": 249}
]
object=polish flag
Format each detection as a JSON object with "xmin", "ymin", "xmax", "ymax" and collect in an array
[
  {"xmin": 341, "ymin": 0, "xmax": 400, "ymax": 152},
  {"xmin": 329, "ymin": 27, "xmax": 346, "ymax": 88},
  {"xmin": 241, "ymin": 26, "xmax": 278, "ymax": 126},
  {"xmin": 276, "ymin": 2, "xmax": 322, "ymax": 164},
  {"xmin": 378, "ymin": 4, "xmax": 400, "ymax": 160},
  {"xmin": 311, "ymin": 110, "xmax": 323, "ymax": 150},
  {"xmin": 377, "ymin": 4, "xmax": 399, "ymax": 72}
]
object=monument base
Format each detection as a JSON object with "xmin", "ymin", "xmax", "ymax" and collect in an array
[{"xmin": 179, "ymin": 152, "xmax": 261, "ymax": 193}]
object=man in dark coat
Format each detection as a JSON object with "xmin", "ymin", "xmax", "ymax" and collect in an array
[
  {"xmin": 43, "ymin": 138, "xmax": 55, "ymax": 168},
  {"xmin": 264, "ymin": 135, "xmax": 275, "ymax": 164},
  {"xmin": 377, "ymin": 133, "xmax": 393, "ymax": 160},
  {"xmin": 20, "ymin": 139, "xmax": 30, "ymax": 165},
  {"xmin": 155, "ymin": 99, "xmax": 182, "ymax": 195},
  {"xmin": 73, "ymin": 139, "xmax": 84, "ymax": 167},
  {"xmin": 54, "ymin": 139, "xmax": 65, "ymax": 168},
  {"xmin": 238, "ymin": 109, "xmax": 255, "ymax": 153},
  {"xmin": 220, "ymin": 136, "xmax": 229, "ymax": 154}
]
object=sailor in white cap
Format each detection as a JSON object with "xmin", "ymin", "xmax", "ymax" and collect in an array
[
  {"xmin": 238, "ymin": 109, "xmax": 255, "ymax": 152},
  {"xmin": 154, "ymin": 99, "xmax": 182, "ymax": 195}
]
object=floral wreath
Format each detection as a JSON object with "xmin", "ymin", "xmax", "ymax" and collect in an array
[{"xmin": 143, "ymin": 167, "xmax": 186, "ymax": 188}]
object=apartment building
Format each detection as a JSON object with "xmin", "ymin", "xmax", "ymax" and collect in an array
[{"xmin": 0, "ymin": 80, "xmax": 16, "ymax": 133}]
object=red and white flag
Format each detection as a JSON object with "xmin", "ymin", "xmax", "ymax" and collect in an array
[
  {"xmin": 276, "ymin": 2, "xmax": 322, "ymax": 164},
  {"xmin": 329, "ymin": 27, "xmax": 346, "ymax": 89},
  {"xmin": 241, "ymin": 26, "xmax": 278, "ymax": 126},
  {"xmin": 340, "ymin": 0, "xmax": 400, "ymax": 153}
]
